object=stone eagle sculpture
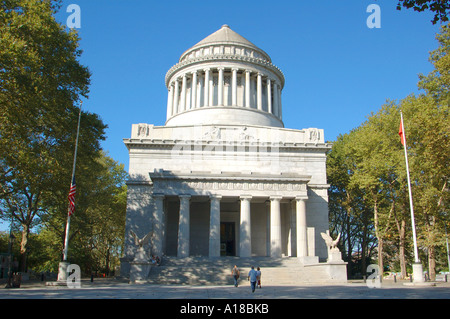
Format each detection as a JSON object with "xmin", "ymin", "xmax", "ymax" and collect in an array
[
  {"xmin": 130, "ymin": 230, "xmax": 153, "ymax": 261},
  {"xmin": 320, "ymin": 231, "xmax": 341, "ymax": 252}
]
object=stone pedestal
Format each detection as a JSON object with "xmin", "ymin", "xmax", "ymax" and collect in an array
[
  {"xmin": 129, "ymin": 261, "xmax": 152, "ymax": 283},
  {"xmin": 412, "ymin": 262, "xmax": 424, "ymax": 283},
  {"xmin": 57, "ymin": 261, "xmax": 70, "ymax": 282},
  {"xmin": 327, "ymin": 249, "xmax": 343, "ymax": 263}
]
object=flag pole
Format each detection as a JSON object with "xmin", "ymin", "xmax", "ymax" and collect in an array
[
  {"xmin": 57, "ymin": 101, "xmax": 82, "ymax": 282},
  {"xmin": 400, "ymin": 110, "xmax": 423, "ymax": 282},
  {"xmin": 63, "ymin": 100, "xmax": 82, "ymax": 261}
]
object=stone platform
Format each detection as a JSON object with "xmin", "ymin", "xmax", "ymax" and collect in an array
[{"xmin": 140, "ymin": 256, "xmax": 347, "ymax": 285}]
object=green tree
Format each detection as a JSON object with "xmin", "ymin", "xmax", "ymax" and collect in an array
[
  {"xmin": 0, "ymin": 0, "xmax": 106, "ymax": 271},
  {"xmin": 35, "ymin": 152, "xmax": 127, "ymax": 275},
  {"xmin": 328, "ymin": 24, "xmax": 449, "ymax": 280}
]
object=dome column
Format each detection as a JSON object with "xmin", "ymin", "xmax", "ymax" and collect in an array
[
  {"xmin": 191, "ymin": 70, "xmax": 197, "ymax": 109},
  {"xmin": 257, "ymin": 72, "xmax": 263, "ymax": 111},
  {"xmin": 232, "ymin": 68, "xmax": 238, "ymax": 106},
  {"xmin": 218, "ymin": 67, "xmax": 224, "ymax": 106},
  {"xmin": 204, "ymin": 68, "xmax": 210, "ymax": 107},
  {"xmin": 278, "ymin": 84, "xmax": 282, "ymax": 119},
  {"xmin": 273, "ymin": 82, "xmax": 279, "ymax": 117},
  {"xmin": 173, "ymin": 78, "xmax": 180, "ymax": 115},
  {"xmin": 180, "ymin": 74, "xmax": 187, "ymax": 112},
  {"xmin": 245, "ymin": 70, "xmax": 251, "ymax": 108},
  {"xmin": 166, "ymin": 83, "xmax": 174, "ymax": 119},
  {"xmin": 267, "ymin": 78, "xmax": 272, "ymax": 114}
]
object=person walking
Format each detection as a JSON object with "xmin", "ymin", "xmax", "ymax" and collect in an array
[
  {"xmin": 248, "ymin": 266, "xmax": 258, "ymax": 293},
  {"xmin": 256, "ymin": 267, "xmax": 262, "ymax": 288},
  {"xmin": 231, "ymin": 265, "xmax": 240, "ymax": 287}
]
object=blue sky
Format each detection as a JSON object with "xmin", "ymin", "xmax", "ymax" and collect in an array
[{"xmin": 53, "ymin": 0, "xmax": 442, "ymax": 171}]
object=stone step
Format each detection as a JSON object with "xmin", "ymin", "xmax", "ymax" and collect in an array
[{"xmin": 147, "ymin": 256, "xmax": 333, "ymax": 285}]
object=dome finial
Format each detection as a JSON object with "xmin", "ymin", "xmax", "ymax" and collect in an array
[{"xmin": 221, "ymin": 24, "xmax": 229, "ymax": 28}]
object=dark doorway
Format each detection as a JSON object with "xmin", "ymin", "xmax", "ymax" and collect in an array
[{"xmin": 220, "ymin": 222, "xmax": 236, "ymax": 256}]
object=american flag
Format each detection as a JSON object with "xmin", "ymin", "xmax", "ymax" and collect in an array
[{"xmin": 68, "ymin": 177, "xmax": 76, "ymax": 216}]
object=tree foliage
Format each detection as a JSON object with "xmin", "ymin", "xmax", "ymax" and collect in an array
[
  {"xmin": 328, "ymin": 24, "xmax": 449, "ymax": 279},
  {"xmin": 0, "ymin": 0, "xmax": 127, "ymax": 275},
  {"xmin": 396, "ymin": 0, "xmax": 450, "ymax": 24}
]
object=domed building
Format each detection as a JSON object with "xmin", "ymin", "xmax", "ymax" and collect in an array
[{"xmin": 121, "ymin": 25, "xmax": 345, "ymax": 283}]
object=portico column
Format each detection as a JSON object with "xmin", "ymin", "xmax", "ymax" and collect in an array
[
  {"xmin": 296, "ymin": 196, "xmax": 308, "ymax": 258},
  {"xmin": 153, "ymin": 194, "xmax": 165, "ymax": 256},
  {"xmin": 270, "ymin": 196, "xmax": 282, "ymax": 258},
  {"xmin": 232, "ymin": 68, "xmax": 238, "ymax": 106},
  {"xmin": 209, "ymin": 195, "xmax": 222, "ymax": 258},
  {"xmin": 177, "ymin": 195, "xmax": 191, "ymax": 258},
  {"xmin": 267, "ymin": 78, "xmax": 272, "ymax": 114},
  {"xmin": 239, "ymin": 195, "xmax": 252, "ymax": 257},
  {"xmin": 218, "ymin": 67, "xmax": 224, "ymax": 106},
  {"xmin": 245, "ymin": 70, "xmax": 251, "ymax": 107},
  {"xmin": 180, "ymin": 74, "xmax": 187, "ymax": 112},
  {"xmin": 204, "ymin": 68, "xmax": 210, "ymax": 106},
  {"xmin": 173, "ymin": 78, "xmax": 180, "ymax": 114},
  {"xmin": 191, "ymin": 70, "xmax": 197, "ymax": 109},
  {"xmin": 257, "ymin": 73, "xmax": 263, "ymax": 111}
]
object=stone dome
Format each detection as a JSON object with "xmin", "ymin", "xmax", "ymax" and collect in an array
[{"xmin": 165, "ymin": 25, "xmax": 285, "ymax": 128}]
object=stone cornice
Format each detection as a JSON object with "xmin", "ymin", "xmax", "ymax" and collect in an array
[
  {"xmin": 165, "ymin": 54, "xmax": 285, "ymax": 88},
  {"xmin": 123, "ymin": 137, "xmax": 332, "ymax": 152}
]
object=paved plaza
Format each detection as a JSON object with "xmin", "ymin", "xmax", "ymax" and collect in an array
[{"xmin": 1, "ymin": 278, "xmax": 449, "ymax": 299}]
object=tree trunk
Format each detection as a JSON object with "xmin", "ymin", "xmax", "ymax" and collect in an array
[
  {"xmin": 346, "ymin": 207, "xmax": 353, "ymax": 277},
  {"xmin": 398, "ymin": 219, "xmax": 407, "ymax": 279},
  {"xmin": 428, "ymin": 245, "xmax": 436, "ymax": 281},
  {"xmin": 20, "ymin": 223, "xmax": 30, "ymax": 272},
  {"xmin": 373, "ymin": 196, "xmax": 383, "ymax": 278}
]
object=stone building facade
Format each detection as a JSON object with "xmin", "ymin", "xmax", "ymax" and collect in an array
[{"xmin": 120, "ymin": 25, "xmax": 332, "ymax": 277}]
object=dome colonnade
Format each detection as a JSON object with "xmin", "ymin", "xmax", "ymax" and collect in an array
[{"xmin": 164, "ymin": 25, "xmax": 285, "ymax": 128}]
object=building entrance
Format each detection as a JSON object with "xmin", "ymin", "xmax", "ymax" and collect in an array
[{"xmin": 220, "ymin": 222, "xmax": 236, "ymax": 256}]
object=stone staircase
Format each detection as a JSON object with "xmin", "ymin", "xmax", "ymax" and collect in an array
[{"xmin": 147, "ymin": 256, "xmax": 336, "ymax": 285}]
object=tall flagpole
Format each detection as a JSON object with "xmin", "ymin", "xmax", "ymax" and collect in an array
[
  {"xmin": 400, "ymin": 111, "xmax": 423, "ymax": 282},
  {"xmin": 58, "ymin": 101, "xmax": 82, "ymax": 282},
  {"xmin": 63, "ymin": 100, "xmax": 82, "ymax": 261}
]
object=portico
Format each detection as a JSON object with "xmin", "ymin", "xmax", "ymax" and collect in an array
[{"xmin": 147, "ymin": 170, "xmax": 315, "ymax": 259}]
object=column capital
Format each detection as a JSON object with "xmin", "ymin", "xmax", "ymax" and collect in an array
[
  {"xmin": 295, "ymin": 195, "xmax": 308, "ymax": 201},
  {"xmin": 270, "ymin": 195, "xmax": 283, "ymax": 201},
  {"xmin": 210, "ymin": 194, "xmax": 223, "ymax": 200},
  {"xmin": 239, "ymin": 195, "xmax": 252, "ymax": 201},
  {"xmin": 231, "ymin": 67, "xmax": 239, "ymax": 72},
  {"xmin": 217, "ymin": 67, "xmax": 225, "ymax": 71},
  {"xmin": 179, "ymin": 194, "xmax": 191, "ymax": 200},
  {"xmin": 203, "ymin": 67, "xmax": 211, "ymax": 72}
]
